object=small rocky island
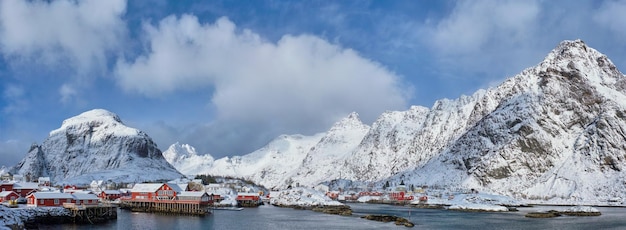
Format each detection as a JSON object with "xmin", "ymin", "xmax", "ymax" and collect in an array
[
  {"xmin": 361, "ymin": 214, "xmax": 415, "ymax": 227},
  {"xmin": 525, "ymin": 206, "xmax": 601, "ymax": 218}
]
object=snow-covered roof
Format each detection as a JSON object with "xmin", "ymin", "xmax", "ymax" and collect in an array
[
  {"xmin": 0, "ymin": 191, "xmax": 17, "ymax": 196},
  {"xmin": 73, "ymin": 193, "xmax": 99, "ymax": 200},
  {"xmin": 29, "ymin": 192, "xmax": 74, "ymax": 199},
  {"xmin": 131, "ymin": 183, "xmax": 163, "ymax": 193},
  {"xmin": 166, "ymin": 183, "xmax": 184, "ymax": 192},
  {"xmin": 102, "ymin": 190, "xmax": 121, "ymax": 194},
  {"xmin": 13, "ymin": 182, "xmax": 39, "ymax": 190},
  {"xmin": 237, "ymin": 192, "xmax": 260, "ymax": 196},
  {"xmin": 178, "ymin": 191, "xmax": 207, "ymax": 197}
]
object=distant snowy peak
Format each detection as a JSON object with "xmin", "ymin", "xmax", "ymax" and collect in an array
[
  {"xmin": 329, "ymin": 112, "xmax": 369, "ymax": 132},
  {"xmin": 163, "ymin": 142, "xmax": 201, "ymax": 162},
  {"xmin": 162, "ymin": 142, "xmax": 215, "ymax": 176}
]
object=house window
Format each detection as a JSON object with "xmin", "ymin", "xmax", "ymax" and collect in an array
[
  {"xmin": 54, "ymin": 199, "xmax": 59, "ymax": 205},
  {"xmin": 39, "ymin": 199, "xmax": 43, "ymax": 204},
  {"xmin": 67, "ymin": 199, "xmax": 71, "ymax": 203}
]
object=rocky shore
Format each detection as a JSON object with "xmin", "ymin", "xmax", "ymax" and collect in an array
[
  {"xmin": 361, "ymin": 214, "xmax": 415, "ymax": 227},
  {"xmin": 311, "ymin": 205, "xmax": 352, "ymax": 216},
  {"xmin": 1, "ymin": 206, "xmax": 117, "ymax": 229},
  {"xmin": 272, "ymin": 203, "xmax": 353, "ymax": 216},
  {"xmin": 525, "ymin": 206, "xmax": 601, "ymax": 218}
]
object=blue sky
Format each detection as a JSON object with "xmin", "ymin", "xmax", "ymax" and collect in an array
[{"xmin": 1, "ymin": 0, "xmax": 625, "ymax": 167}]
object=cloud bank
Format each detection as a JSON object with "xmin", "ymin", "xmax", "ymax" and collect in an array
[{"xmin": 115, "ymin": 15, "xmax": 410, "ymax": 156}]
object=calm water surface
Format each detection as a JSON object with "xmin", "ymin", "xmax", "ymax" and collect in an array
[{"xmin": 39, "ymin": 203, "xmax": 626, "ymax": 230}]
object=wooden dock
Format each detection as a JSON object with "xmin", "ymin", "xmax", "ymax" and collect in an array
[
  {"xmin": 62, "ymin": 203, "xmax": 117, "ymax": 224},
  {"xmin": 119, "ymin": 200, "xmax": 210, "ymax": 215}
]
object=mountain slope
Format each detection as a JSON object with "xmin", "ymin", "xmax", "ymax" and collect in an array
[
  {"xmin": 394, "ymin": 40, "xmax": 626, "ymax": 203},
  {"xmin": 165, "ymin": 40, "xmax": 626, "ymax": 204},
  {"xmin": 11, "ymin": 109, "xmax": 183, "ymax": 185},
  {"xmin": 163, "ymin": 112, "xmax": 370, "ymax": 189}
]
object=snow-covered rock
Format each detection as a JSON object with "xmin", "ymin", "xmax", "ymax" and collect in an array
[
  {"xmin": 0, "ymin": 206, "xmax": 70, "ymax": 229},
  {"xmin": 415, "ymin": 192, "xmax": 524, "ymax": 212},
  {"xmin": 270, "ymin": 187, "xmax": 343, "ymax": 207},
  {"xmin": 393, "ymin": 40, "xmax": 626, "ymax": 204},
  {"xmin": 10, "ymin": 109, "xmax": 183, "ymax": 185},
  {"xmin": 563, "ymin": 206, "xmax": 600, "ymax": 213}
]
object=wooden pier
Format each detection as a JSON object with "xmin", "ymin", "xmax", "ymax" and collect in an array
[
  {"xmin": 62, "ymin": 203, "xmax": 117, "ymax": 224},
  {"xmin": 119, "ymin": 200, "xmax": 210, "ymax": 215}
]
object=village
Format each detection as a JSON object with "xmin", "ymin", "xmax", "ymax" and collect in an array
[{"xmin": 0, "ymin": 171, "xmax": 450, "ymax": 215}]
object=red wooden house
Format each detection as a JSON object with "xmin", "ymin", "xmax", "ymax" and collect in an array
[
  {"xmin": 236, "ymin": 192, "xmax": 260, "ymax": 206},
  {"xmin": 389, "ymin": 191, "xmax": 413, "ymax": 201},
  {"xmin": 177, "ymin": 191, "xmax": 212, "ymax": 205},
  {"xmin": 99, "ymin": 190, "xmax": 122, "ymax": 200},
  {"xmin": 26, "ymin": 192, "xmax": 75, "ymax": 207},
  {"xmin": 0, "ymin": 182, "xmax": 13, "ymax": 192},
  {"xmin": 13, "ymin": 182, "xmax": 39, "ymax": 197},
  {"xmin": 0, "ymin": 191, "xmax": 19, "ymax": 202},
  {"xmin": 73, "ymin": 193, "xmax": 99, "ymax": 205},
  {"xmin": 129, "ymin": 183, "xmax": 183, "ymax": 201}
]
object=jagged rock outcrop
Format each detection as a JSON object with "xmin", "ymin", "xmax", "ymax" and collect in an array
[
  {"xmin": 11, "ymin": 109, "xmax": 182, "ymax": 185},
  {"xmin": 396, "ymin": 40, "xmax": 626, "ymax": 203}
]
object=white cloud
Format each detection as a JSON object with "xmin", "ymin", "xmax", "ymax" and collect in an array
[
  {"xmin": 0, "ymin": 0, "xmax": 127, "ymax": 75},
  {"xmin": 115, "ymin": 15, "xmax": 410, "ymax": 155},
  {"xmin": 593, "ymin": 0, "xmax": 626, "ymax": 38},
  {"xmin": 2, "ymin": 84, "xmax": 27, "ymax": 114},
  {"xmin": 59, "ymin": 83, "xmax": 78, "ymax": 104},
  {"xmin": 427, "ymin": 0, "xmax": 540, "ymax": 55}
]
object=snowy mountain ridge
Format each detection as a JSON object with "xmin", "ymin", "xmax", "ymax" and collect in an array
[
  {"xmin": 166, "ymin": 40, "xmax": 626, "ymax": 204},
  {"xmin": 10, "ymin": 109, "xmax": 183, "ymax": 185}
]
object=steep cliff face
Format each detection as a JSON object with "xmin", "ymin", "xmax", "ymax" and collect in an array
[
  {"xmin": 11, "ymin": 109, "xmax": 182, "ymax": 185},
  {"xmin": 396, "ymin": 40, "xmax": 626, "ymax": 203}
]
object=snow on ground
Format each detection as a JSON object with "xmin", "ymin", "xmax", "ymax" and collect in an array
[
  {"xmin": 357, "ymin": 196, "xmax": 382, "ymax": 203},
  {"xmin": 270, "ymin": 187, "xmax": 343, "ymax": 207},
  {"xmin": 448, "ymin": 203, "xmax": 509, "ymax": 212},
  {"xmin": 413, "ymin": 192, "xmax": 525, "ymax": 212},
  {"xmin": 563, "ymin": 206, "xmax": 600, "ymax": 213},
  {"xmin": 218, "ymin": 195, "xmax": 238, "ymax": 207},
  {"xmin": 0, "ymin": 205, "xmax": 69, "ymax": 228}
]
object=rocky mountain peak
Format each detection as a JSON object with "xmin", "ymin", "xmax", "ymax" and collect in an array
[
  {"xmin": 537, "ymin": 39, "xmax": 623, "ymax": 87},
  {"xmin": 329, "ymin": 112, "xmax": 369, "ymax": 133},
  {"xmin": 11, "ymin": 109, "xmax": 182, "ymax": 185}
]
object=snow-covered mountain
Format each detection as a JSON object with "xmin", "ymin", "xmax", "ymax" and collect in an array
[
  {"xmin": 163, "ymin": 142, "xmax": 214, "ymax": 176},
  {"xmin": 10, "ymin": 109, "xmax": 183, "ymax": 185},
  {"xmin": 395, "ymin": 39, "xmax": 626, "ymax": 203},
  {"xmin": 166, "ymin": 40, "xmax": 626, "ymax": 204},
  {"xmin": 163, "ymin": 112, "xmax": 370, "ymax": 189}
]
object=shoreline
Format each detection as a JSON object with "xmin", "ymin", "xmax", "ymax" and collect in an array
[{"xmin": 1, "ymin": 205, "xmax": 117, "ymax": 229}]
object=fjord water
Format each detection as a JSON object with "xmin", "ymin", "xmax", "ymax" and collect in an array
[{"xmin": 40, "ymin": 204, "xmax": 626, "ymax": 230}]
